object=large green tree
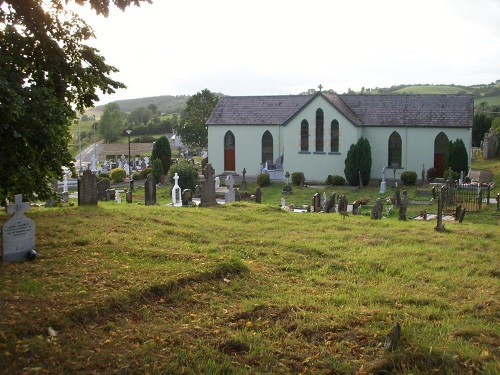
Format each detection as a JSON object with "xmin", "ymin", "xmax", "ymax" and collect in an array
[
  {"xmin": 174, "ymin": 89, "xmax": 219, "ymax": 149},
  {"xmin": 98, "ymin": 103, "xmax": 124, "ymax": 142},
  {"xmin": 151, "ymin": 135, "xmax": 171, "ymax": 175},
  {"xmin": 0, "ymin": 0, "xmax": 151, "ymax": 202}
]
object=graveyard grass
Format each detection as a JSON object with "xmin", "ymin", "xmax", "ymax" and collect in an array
[{"xmin": 1, "ymin": 162, "xmax": 499, "ymax": 374}]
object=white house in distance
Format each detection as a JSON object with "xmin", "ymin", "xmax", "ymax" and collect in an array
[{"xmin": 206, "ymin": 92, "xmax": 473, "ymax": 183}]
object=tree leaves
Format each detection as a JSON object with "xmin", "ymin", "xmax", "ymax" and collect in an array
[{"xmin": 0, "ymin": 1, "xmax": 147, "ymax": 201}]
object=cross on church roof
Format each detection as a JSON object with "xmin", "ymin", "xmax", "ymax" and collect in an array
[
  {"xmin": 318, "ymin": 84, "xmax": 323, "ymax": 92},
  {"xmin": 6, "ymin": 194, "xmax": 30, "ymax": 215}
]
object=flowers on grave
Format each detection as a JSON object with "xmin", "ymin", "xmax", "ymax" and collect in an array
[{"xmin": 386, "ymin": 196, "xmax": 395, "ymax": 204}]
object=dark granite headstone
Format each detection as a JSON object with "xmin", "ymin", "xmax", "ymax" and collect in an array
[
  {"xmin": 255, "ymin": 187, "xmax": 262, "ymax": 204},
  {"xmin": 145, "ymin": 174, "xmax": 156, "ymax": 205},
  {"xmin": 97, "ymin": 179, "xmax": 110, "ymax": 201},
  {"xmin": 182, "ymin": 189, "xmax": 193, "ymax": 206},
  {"xmin": 126, "ymin": 191, "xmax": 132, "ymax": 203},
  {"xmin": 312, "ymin": 193, "xmax": 321, "ymax": 212},
  {"xmin": 325, "ymin": 192, "xmax": 336, "ymax": 213},
  {"xmin": 78, "ymin": 170, "xmax": 97, "ymax": 206},
  {"xmin": 371, "ymin": 198, "xmax": 383, "ymax": 220}
]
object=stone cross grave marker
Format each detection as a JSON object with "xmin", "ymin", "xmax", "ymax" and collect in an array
[
  {"xmin": 2, "ymin": 195, "xmax": 36, "ymax": 263},
  {"xmin": 172, "ymin": 172, "xmax": 182, "ymax": 207},
  {"xmin": 200, "ymin": 164, "xmax": 217, "ymax": 206}
]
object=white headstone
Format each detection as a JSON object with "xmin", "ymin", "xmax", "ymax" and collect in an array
[
  {"xmin": 2, "ymin": 194, "xmax": 36, "ymax": 263},
  {"xmin": 124, "ymin": 163, "xmax": 130, "ymax": 175},
  {"xmin": 172, "ymin": 172, "xmax": 182, "ymax": 207},
  {"xmin": 215, "ymin": 176, "xmax": 220, "ymax": 189},
  {"xmin": 225, "ymin": 175, "xmax": 234, "ymax": 189},
  {"xmin": 281, "ymin": 197, "xmax": 285, "ymax": 207}
]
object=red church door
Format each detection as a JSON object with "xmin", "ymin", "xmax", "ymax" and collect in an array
[{"xmin": 224, "ymin": 131, "xmax": 235, "ymax": 172}]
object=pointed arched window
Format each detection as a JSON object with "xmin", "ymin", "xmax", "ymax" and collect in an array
[
  {"xmin": 388, "ymin": 131, "xmax": 402, "ymax": 167},
  {"xmin": 300, "ymin": 120, "xmax": 309, "ymax": 151},
  {"xmin": 315, "ymin": 109, "xmax": 324, "ymax": 152},
  {"xmin": 330, "ymin": 119, "xmax": 339, "ymax": 152}
]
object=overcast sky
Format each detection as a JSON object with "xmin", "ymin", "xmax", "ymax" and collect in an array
[{"xmin": 72, "ymin": 0, "xmax": 500, "ymax": 105}]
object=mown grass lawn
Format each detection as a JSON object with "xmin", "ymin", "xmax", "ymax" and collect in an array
[{"xmin": 1, "ymin": 160, "xmax": 499, "ymax": 374}]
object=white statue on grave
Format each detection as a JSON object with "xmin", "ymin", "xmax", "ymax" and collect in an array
[
  {"xmin": 380, "ymin": 166, "xmax": 387, "ymax": 194},
  {"xmin": 124, "ymin": 163, "xmax": 130, "ymax": 176},
  {"xmin": 214, "ymin": 176, "xmax": 220, "ymax": 189},
  {"xmin": 171, "ymin": 172, "xmax": 182, "ymax": 207}
]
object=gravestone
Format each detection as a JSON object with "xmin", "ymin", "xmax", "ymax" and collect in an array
[
  {"xmin": 380, "ymin": 167, "xmax": 387, "ymax": 193},
  {"xmin": 61, "ymin": 192, "xmax": 69, "ymax": 203},
  {"xmin": 2, "ymin": 195, "xmax": 36, "ymax": 263},
  {"xmin": 352, "ymin": 201, "xmax": 361, "ymax": 215},
  {"xmin": 195, "ymin": 185, "xmax": 201, "ymax": 198},
  {"xmin": 182, "ymin": 189, "xmax": 192, "ymax": 206},
  {"xmin": 115, "ymin": 191, "xmax": 121, "ymax": 203},
  {"xmin": 324, "ymin": 192, "xmax": 336, "ymax": 213},
  {"xmin": 225, "ymin": 175, "xmax": 236, "ymax": 203},
  {"xmin": 312, "ymin": 193, "xmax": 321, "ymax": 212},
  {"xmin": 255, "ymin": 187, "xmax": 262, "ymax": 203},
  {"xmin": 371, "ymin": 198, "xmax": 383, "ymax": 220},
  {"xmin": 78, "ymin": 170, "xmax": 97, "ymax": 206},
  {"xmin": 144, "ymin": 174, "xmax": 157, "ymax": 205},
  {"xmin": 398, "ymin": 188, "xmax": 408, "ymax": 221},
  {"xmin": 395, "ymin": 186, "xmax": 401, "ymax": 208},
  {"xmin": 435, "ymin": 190, "xmax": 446, "ymax": 231},
  {"xmin": 126, "ymin": 191, "xmax": 132, "ymax": 203},
  {"xmin": 171, "ymin": 172, "xmax": 182, "ymax": 207},
  {"xmin": 337, "ymin": 194, "xmax": 348, "ymax": 214},
  {"xmin": 458, "ymin": 207, "xmax": 466, "ymax": 223},
  {"xmin": 200, "ymin": 164, "xmax": 217, "ymax": 206},
  {"xmin": 235, "ymin": 189, "xmax": 241, "ymax": 201},
  {"xmin": 97, "ymin": 179, "xmax": 110, "ymax": 201},
  {"xmin": 215, "ymin": 176, "xmax": 220, "ymax": 189},
  {"xmin": 282, "ymin": 171, "xmax": 292, "ymax": 194},
  {"xmin": 240, "ymin": 168, "xmax": 247, "ymax": 190},
  {"xmin": 106, "ymin": 188, "xmax": 116, "ymax": 201},
  {"xmin": 280, "ymin": 197, "xmax": 286, "ymax": 207}
]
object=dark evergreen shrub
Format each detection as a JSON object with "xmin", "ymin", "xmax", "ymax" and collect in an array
[
  {"xmin": 151, "ymin": 135, "xmax": 172, "ymax": 175},
  {"xmin": 400, "ymin": 171, "xmax": 417, "ymax": 185},
  {"xmin": 256, "ymin": 173, "xmax": 271, "ymax": 187},
  {"xmin": 110, "ymin": 168, "xmax": 126, "ymax": 183},
  {"xmin": 291, "ymin": 172, "xmax": 305, "ymax": 185},
  {"xmin": 426, "ymin": 167, "xmax": 438, "ymax": 181},
  {"xmin": 132, "ymin": 172, "xmax": 142, "ymax": 181},
  {"xmin": 445, "ymin": 138, "xmax": 469, "ymax": 175},
  {"xmin": 330, "ymin": 175, "xmax": 346, "ymax": 186},
  {"xmin": 151, "ymin": 158, "xmax": 163, "ymax": 183},
  {"xmin": 139, "ymin": 168, "xmax": 152, "ymax": 179},
  {"xmin": 344, "ymin": 137, "xmax": 372, "ymax": 186},
  {"xmin": 167, "ymin": 160, "xmax": 199, "ymax": 190}
]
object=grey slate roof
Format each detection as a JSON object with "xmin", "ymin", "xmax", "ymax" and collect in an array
[
  {"xmin": 338, "ymin": 94, "xmax": 473, "ymax": 127},
  {"xmin": 206, "ymin": 93, "xmax": 474, "ymax": 128},
  {"xmin": 206, "ymin": 95, "xmax": 313, "ymax": 125}
]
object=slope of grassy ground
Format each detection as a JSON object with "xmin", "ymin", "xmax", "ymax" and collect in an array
[{"xmin": 1, "ymin": 161, "xmax": 499, "ymax": 374}]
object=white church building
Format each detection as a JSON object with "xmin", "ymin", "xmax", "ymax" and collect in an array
[{"xmin": 206, "ymin": 92, "xmax": 473, "ymax": 183}]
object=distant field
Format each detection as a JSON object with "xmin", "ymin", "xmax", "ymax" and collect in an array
[{"xmin": 393, "ymin": 85, "xmax": 472, "ymax": 95}]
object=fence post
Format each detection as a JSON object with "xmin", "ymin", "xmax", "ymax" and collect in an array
[{"xmin": 486, "ymin": 185, "xmax": 490, "ymax": 206}]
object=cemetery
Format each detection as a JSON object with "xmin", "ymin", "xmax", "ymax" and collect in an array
[{"xmin": 1, "ymin": 157, "xmax": 499, "ymax": 374}]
